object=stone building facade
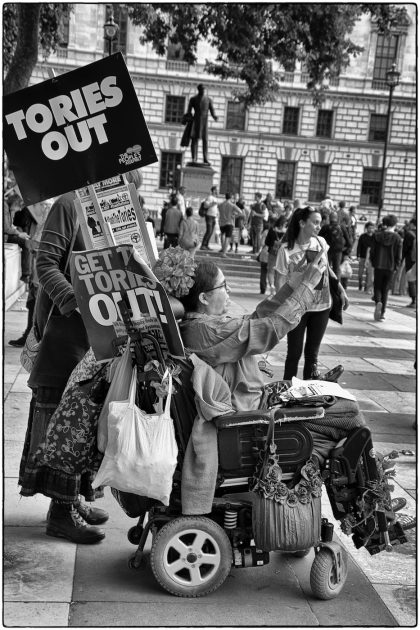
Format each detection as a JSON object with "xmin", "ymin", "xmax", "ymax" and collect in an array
[{"xmin": 32, "ymin": 4, "xmax": 416, "ymax": 223}]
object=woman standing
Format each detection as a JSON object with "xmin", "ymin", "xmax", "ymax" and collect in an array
[
  {"xmin": 275, "ymin": 206, "xmax": 348, "ymax": 380},
  {"xmin": 266, "ymin": 215, "xmax": 287, "ymax": 295},
  {"xmin": 178, "ymin": 206, "xmax": 199, "ymax": 257}
]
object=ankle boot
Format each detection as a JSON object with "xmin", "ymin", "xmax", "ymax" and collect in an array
[
  {"xmin": 74, "ymin": 498, "xmax": 109, "ymax": 525},
  {"xmin": 46, "ymin": 501, "xmax": 105, "ymax": 544},
  {"xmin": 304, "ymin": 363, "xmax": 321, "ymax": 380}
]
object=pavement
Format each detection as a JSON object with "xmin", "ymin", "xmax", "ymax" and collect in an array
[{"xmin": 3, "ymin": 275, "xmax": 417, "ymax": 628}]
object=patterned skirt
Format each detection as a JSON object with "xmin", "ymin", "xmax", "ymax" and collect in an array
[{"xmin": 18, "ymin": 386, "xmax": 103, "ymax": 503}]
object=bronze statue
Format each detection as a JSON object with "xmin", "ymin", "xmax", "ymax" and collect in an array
[{"xmin": 181, "ymin": 84, "xmax": 218, "ymax": 165}]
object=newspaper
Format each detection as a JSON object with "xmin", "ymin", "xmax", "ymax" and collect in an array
[
  {"xmin": 75, "ymin": 175, "xmax": 157, "ymax": 267},
  {"xmin": 71, "ymin": 243, "xmax": 184, "ymax": 362},
  {"xmin": 281, "ymin": 377, "xmax": 357, "ymax": 402}
]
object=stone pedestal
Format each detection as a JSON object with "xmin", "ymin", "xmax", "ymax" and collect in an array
[{"xmin": 180, "ymin": 164, "xmax": 215, "ymax": 202}]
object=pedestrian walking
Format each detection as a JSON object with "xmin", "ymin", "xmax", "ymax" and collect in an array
[
  {"xmin": 318, "ymin": 211, "xmax": 351, "ymax": 279},
  {"xmin": 356, "ymin": 221, "xmax": 375, "ymax": 291},
  {"xmin": 265, "ymin": 216, "xmax": 286, "ymax": 295},
  {"xmin": 163, "ymin": 194, "xmax": 183, "ymax": 249},
  {"xmin": 200, "ymin": 185, "xmax": 219, "ymax": 250},
  {"xmin": 178, "ymin": 206, "xmax": 199, "ymax": 256},
  {"xmin": 218, "ymin": 192, "xmax": 243, "ymax": 256},
  {"xmin": 249, "ymin": 192, "xmax": 266, "ymax": 254},
  {"xmin": 370, "ymin": 214, "xmax": 403, "ymax": 321},
  {"xmin": 9, "ymin": 202, "xmax": 51, "ymax": 348},
  {"xmin": 402, "ymin": 218, "xmax": 416, "ymax": 307}
]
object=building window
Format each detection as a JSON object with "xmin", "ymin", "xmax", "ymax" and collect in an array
[
  {"xmin": 372, "ymin": 33, "xmax": 399, "ymax": 89},
  {"xmin": 226, "ymin": 101, "xmax": 246, "ymax": 131},
  {"xmin": 160, "ymin": 151, "xmax": 182, "ymax": 189},
  {"xmin": 104, "ymin": 5, "xmax": 128, "ymax": 56},
  {"xmin": 316, "ymin": 110, "xmax": 334, "ymax": 138},
  {"xmin": 282, "ymin": 107, "xmax": 300, "ymax": 135},
  {"xmin": 276, "ymin": 161, "xmax": 295, "ymax": 199},
  {"xmin": 308, "ymin": 164, "xmax": 329, "ymax": 202},
  {"xmin": 220, "ymin": 157, "xmax": 243, "ymax": 196},
  {"xmin": 368, "ymin": 114, "xmax": 387, "ymax": 142},
  {"xmin": 361, "ymin": 168, "xmax": 381, "ymax": 205},
  {"xmin": 165, "ymin": 95, "xmax": 185, "ymax": 124}
]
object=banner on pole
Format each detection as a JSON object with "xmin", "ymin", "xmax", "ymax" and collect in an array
[
  {"xmin": 71, "ymin": 244, "xmax": 184, "ymax": 362},
  {"xmin": 4, "ymin": 52, "xmax": 157, "ymax": 205}
]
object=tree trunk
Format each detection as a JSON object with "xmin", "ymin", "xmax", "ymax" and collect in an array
[{"xmin": 4, "ymin": 4, "xmax": 41, "ymax": 95}]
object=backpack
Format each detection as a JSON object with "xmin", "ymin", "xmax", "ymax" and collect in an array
[
  {"xmin": 198, "ymin": 201, "xmax": 207, "ymax": 217},
  {"xmin": 328, "ymin": 225, "xmax": 345, "ymax": 252}
]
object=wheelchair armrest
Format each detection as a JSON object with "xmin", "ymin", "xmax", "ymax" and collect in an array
[{"xmin": 214, "ymin": 406, "xmax": 324, "ymax": 430}]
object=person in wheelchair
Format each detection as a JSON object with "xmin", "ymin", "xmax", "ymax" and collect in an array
[{"xmin": 177, "ymin": 258, "xmax": 414, "ymax": 544}]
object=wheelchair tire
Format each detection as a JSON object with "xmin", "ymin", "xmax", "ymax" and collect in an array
[
  {"xmin": 150, "ymin": 516, "xmax": 232, "ymax": 597},
  {"xmin": 310, "ymin": 548, "xmax": 348, "ymax": 600}
]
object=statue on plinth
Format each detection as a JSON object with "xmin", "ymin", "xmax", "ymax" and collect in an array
[{"xmin": 181, "ymin": 84, "xmax": 218, "ymax": 166}]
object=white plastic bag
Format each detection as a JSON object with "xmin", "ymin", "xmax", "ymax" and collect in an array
[
  {"xmin": 92, "ymin": 366, "xmax": 178, "ymax": 506},
  {"xmin": 340, "ymin": 258, "xmax": 353, "ymax": 279},
  {"xmin": 97, "ymin": 343, "xmax": 133, "ymax": 453}
]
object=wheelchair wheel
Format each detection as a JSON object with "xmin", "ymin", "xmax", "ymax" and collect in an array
[
  {"xmin": 150, "ymin": 516, "xmax": 232, "ymax": 597},
  {"xmin": 310, "ymin": 548, "xmax": 348, "ymax": 600}
]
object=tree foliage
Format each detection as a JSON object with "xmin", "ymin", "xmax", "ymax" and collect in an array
[
  {"xmin": 3, "ymin": 3, "xmax": 73, "ymax": 95},
  {"xmin": 127, "ymin": 3, "xmax": 408, "ymax": 106}
]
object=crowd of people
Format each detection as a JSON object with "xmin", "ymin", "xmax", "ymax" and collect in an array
[
  {"xmin": 4, "ymin": 164, "xmax": 416, "ymax": 545},
  {"xmin": 157, "ymin": 184, "xmax": 416, "ymax": 320}
]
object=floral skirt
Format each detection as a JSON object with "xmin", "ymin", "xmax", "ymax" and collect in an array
[{"xmin": 18, "ymin": 387, "xmax": 103, "ymax": 503}]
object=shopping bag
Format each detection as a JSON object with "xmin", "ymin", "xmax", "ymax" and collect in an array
[
  {"xmin": 92, "ymin": 367, "xmax": 178, "ymax": 506},
  {"xmin": 97, "ymin": 343, "xmax": 133, "ymax": 453},
  {"xmin": 35, "ymin": 365, "xmax": 109, "ymax": 474}
]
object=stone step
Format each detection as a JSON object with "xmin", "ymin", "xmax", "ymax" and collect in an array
[{"xmin": 195, "ymin": 249, "xmax": 362, "ymax": 286}]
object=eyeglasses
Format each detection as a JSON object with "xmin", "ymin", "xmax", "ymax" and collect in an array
[{"xmin": 206, "ymin": 280, "xmax": 228, "ymax": 292}]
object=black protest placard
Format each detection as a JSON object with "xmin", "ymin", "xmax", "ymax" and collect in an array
[
  {"xmin": 4, "ymin": 53, "xmax": 157, "ymax": 205},
  {"xmin": 71, "ymin": 244, "xmax": 185, "ymax": 362}
]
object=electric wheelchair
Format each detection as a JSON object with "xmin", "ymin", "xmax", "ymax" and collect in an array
[{"xmin": 110, "ymin": 296, "xmax": 407, "ymax": 600}]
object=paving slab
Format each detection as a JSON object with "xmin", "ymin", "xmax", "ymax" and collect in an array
[
  {"xmin": 290, "ymin": 551, "xmax": 397, "ymax": 627},
  {"xmin": 69, "ymin": 598, "xmax": 317, "ymax": 627},
  {"xmin": 4, "ymin": 392, "xmax": 32, "ymax": 442},
  {"xmin": 364, "ymin": 357, "xmax": 416, "ymax": 375},
  {"xmin": 4, "ymin": 477, "xmax": 50, "ymax": 527},
  {"xmin": 3, "ymin": 602, "xmax": 70, "ymax": 627},
  {"xmin": 371, "ymin": 584, "xmax": 417, "ymax": 628},
  {"xmin": 337, "ymin": 372, "xmax": 399, "ymax": 391},
  {"xmin": 4, "ymin": 439, "xmax": 24, "ymax": 478},
  {"xmin": 349, "ymin": 390, "xmax": 415, "ymax": 414},
  {"xmin": 377, "ymin": 372, "xmax": 417, "ymax": 392},
  {"xmin": 364, "ymin": 412, "xmax": 416, "ymax": 436},
  {"xmin": 322, "ymin": 344, "xmax": 414, "ymax": 359},
  {"xmin": 4, "ymin": 526, "xmax": 77, "ymax": 602}
]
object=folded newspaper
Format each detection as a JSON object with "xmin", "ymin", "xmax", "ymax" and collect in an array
[{"xmin": 281, "ymin": 377, "xmax": 356, "ymax": 402}]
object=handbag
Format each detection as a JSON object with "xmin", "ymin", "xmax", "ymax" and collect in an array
[
  {"xmin": 92, "ymin": 366, "xmax": 178, "ymax": 506},
  {"xmin": 257, "ymin": 245, "xmax": 269, "ymax": 263},
  {"xmin": 328, "ymin": 269, "xmax": 343, "ymax": 325},
  {"xmin": 250, "ymin": 416, "xmax": 322, "ymax": 552},
  {"xmin": 34, "ymin": 364, "xmax": 109, "ymax": 474},
  {"xmin": 20, "ymin": 219, "xmax": 80, "ymax": 372}
]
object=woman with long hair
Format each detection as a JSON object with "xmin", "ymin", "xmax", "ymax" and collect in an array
[{"xmin": 275, "ymin": 206, "xmax": 349, "ymax": 380}]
